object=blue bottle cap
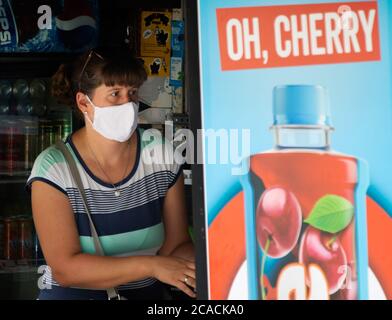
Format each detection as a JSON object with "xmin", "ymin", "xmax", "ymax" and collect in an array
[{"xmin": 273, "ymin": 85, "xmax": 332, "ymax": 127}]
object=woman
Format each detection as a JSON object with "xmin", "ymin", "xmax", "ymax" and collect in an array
[{"xmin": 27, "ymin": 46, "xmax": 196, "ymax": 300}]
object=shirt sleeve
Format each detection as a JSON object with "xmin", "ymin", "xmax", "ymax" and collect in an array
[{"xmin": 26, "ymin": 145, "xmax": 68, "ymax": 196}]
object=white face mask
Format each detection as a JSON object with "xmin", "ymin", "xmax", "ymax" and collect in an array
[{"xmin": 84, "ymin": 96, "xmax": 138, "ymax": 142}]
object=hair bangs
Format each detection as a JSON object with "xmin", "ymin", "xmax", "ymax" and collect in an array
[{"xmin": 101, "ymin": 58, "xmax": 147, "ymax": 89}]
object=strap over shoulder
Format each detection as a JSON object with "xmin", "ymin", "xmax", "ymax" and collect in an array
[{"xmin": 55, "ymin": 140, "xmax": 121, "ymax": 300}]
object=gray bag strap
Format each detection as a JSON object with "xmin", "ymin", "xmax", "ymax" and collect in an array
[{"xmin": 55, "ymin": 140, "xmax": 120, "ymax": 300}]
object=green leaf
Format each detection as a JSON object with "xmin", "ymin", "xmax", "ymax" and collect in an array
[{"xmin": 304, "ymin": 195, "xmax": 354, "ymax": 233}]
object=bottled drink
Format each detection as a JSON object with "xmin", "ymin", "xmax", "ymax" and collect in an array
[
  {"xmin": 0, "ymin": 80, "xmax": 12, "ymax": 100},
  {"xmin": 38, "ymin": 119, "xmax": 54, "ymax": 152},
  {"xmin": 0, "ymin": 80, "xmax": 12, "ymax": 115},
  {"xmin": 12, "ymin": 79, "xmax": 29, "ymax": 101},
  {"xmin": 16, "ymin": 100, "xmax": 34, "ymax": 116},
  {"xmin": 29, "ymin": 79, "xmax": 46, "ymax": 101}
]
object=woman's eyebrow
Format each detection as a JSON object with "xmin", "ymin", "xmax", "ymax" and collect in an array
[
  {"xmin": 106, "ymin": 87, "xmax": 122, "ymax": 92},
  {"xmin": 106, "ymin": 86, "xmax": 137, "ymax": 92}
]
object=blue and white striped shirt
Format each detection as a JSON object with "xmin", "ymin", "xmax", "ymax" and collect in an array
[{"xmin": 27, "ymin": 128, "xmax": 183, "ymax": 291}]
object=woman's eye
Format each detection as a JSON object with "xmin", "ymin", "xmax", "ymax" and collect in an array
[{"xmin": 110, "ymin": 91, "xmax": 119, "ymax": 97}]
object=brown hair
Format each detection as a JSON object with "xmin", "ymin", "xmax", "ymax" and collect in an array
[{"xmin": 51, "ymin": 46, "xmax": 147, "ymax": 118}]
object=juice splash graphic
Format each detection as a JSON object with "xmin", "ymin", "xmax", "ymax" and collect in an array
[{"xmin": 241, "ymin": 85, "xmax": 369, "ymax": 300}]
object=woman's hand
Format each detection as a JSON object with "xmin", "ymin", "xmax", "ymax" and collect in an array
[{"xmin": 151, "ymin": 256, "xmax": 196, "ymax": 298}]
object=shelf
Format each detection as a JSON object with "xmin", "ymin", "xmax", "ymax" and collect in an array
[
  {"xmin": 0, "ymin": 259, "xmax": 44, "ymax": 275},
  {"xmin": 0, "ymin": 178, "xmax": 29, "ymax": 185},
  {"xmin": 0, "ymin": 53, "xmax": 78, "ymax": 79},
  {"xmin": 0, "ymin": 170, "xmax": 30, "ymax": 185}
]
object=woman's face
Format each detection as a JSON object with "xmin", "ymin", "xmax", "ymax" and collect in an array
[
  {"xmin": 77, "ymin": 84, "xmax": 139, "ymax": 121},
  {"xmin": 90, "ymin": 84, "xmax": 139, "ymax": 107}
]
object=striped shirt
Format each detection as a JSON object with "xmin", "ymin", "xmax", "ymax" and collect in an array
[{"xmin": 26, "ymin": 128, "xmax": 183, "ymax": 291}]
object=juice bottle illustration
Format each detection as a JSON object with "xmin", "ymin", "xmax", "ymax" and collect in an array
[{"xmin": 241, "ymin": 85, "xmax": 369, "ymax": 300}]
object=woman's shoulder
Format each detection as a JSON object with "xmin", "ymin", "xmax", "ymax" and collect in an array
[
  {"xmin": 26, "ymin": 143, "xmax": 69, "ymax": 194},
  {"xmin": 35, "ymin": 143, "xmax": 67, "ymax": 168}
]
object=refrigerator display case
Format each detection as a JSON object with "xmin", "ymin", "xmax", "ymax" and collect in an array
[{"xmin": 0, "ymin": 64, "xmax": 75, "ymax": 299}]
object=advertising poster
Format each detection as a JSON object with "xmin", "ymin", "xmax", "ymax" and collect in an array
[
  {"xmin": 0, "ymin": 0, "xmax": 99, "ymax": 53},
  {"xmin": 197, "ymin": 0, "xmax": 392, "ymax": 300}
]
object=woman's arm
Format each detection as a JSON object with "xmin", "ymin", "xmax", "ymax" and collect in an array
[
  {"xmin": 159, "ymin": 174, "xmax": 195, "ymax": 262},
  {"xmin": 32, "ymin": 181, "xmax": 196, "ymax": 296}
]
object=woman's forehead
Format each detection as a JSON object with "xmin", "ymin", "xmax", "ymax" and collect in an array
[{"xmin": 96, "ymin": 84, "xmax": 139, "ymax": 91}]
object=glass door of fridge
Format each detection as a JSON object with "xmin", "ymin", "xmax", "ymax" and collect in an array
[{"xmin": 0, "ymin": 76, "xmax": 73, "ymax": 299}]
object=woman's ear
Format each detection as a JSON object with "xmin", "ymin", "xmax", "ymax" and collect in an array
[{"xmin": 76, "ymin": 92, "xmax": 89, "ymax": 114}]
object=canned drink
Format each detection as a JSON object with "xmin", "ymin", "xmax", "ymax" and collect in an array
[
  {"xmin": 4, "ymin": 121, "xmax": 24, "ymax": 175},
  {"xmin": 12, "ymin": 79, "xmax": 30, "ymax": 101},
  {"xmin": 33, "ymin": 232, "xmax": 44, "ymax": 264},
  {"xmin": 17, "ymin": 216, "xmax": 33, "ymax": 261},
  {"xmin": 3, "ymin": 217, "xmax": 18, "ymax": 260},
  {"xmin": 38, "ymin": 120, "xmax": 54, "ymax": 152},
  {"xmin": 24, "ymin": 123, "xmax": 38, "ymax": 170},
  {"xmin": 0, "ymin": 217, "xmax": 4, "ymax": 259},
  {"xmin": 0, "ymin": 121, "xmax": 6, "ymax": 172}
]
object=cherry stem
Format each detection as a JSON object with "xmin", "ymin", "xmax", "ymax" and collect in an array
[
  {"xmin": 261, "ymin": 236, "xmax": 271, "ymax": 300},
  {"xmin": 327, "ymin": 234, "xmax": 338, "ymax": 248}
]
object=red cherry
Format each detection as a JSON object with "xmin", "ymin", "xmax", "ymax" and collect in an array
[
  {"xmin": 299, "ymin": 227, "xmax": 348, "ymax": 295},
  {"xmin": 256, "ymin": 187, "xmax": 302, "ymax": 258}
]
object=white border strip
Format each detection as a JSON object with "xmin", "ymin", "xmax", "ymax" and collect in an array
[{"xmin": 197, "ymin": 0, "xmax": 211, "ymax": 300}]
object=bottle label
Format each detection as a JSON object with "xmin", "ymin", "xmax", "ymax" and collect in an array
[
  {"xmin": 0, "ymin": 0, "xmax": 19, "ymax": 47},
  {"xmin": 246, "ymin": 152, "xmax": 360, "ymax": 300}
]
